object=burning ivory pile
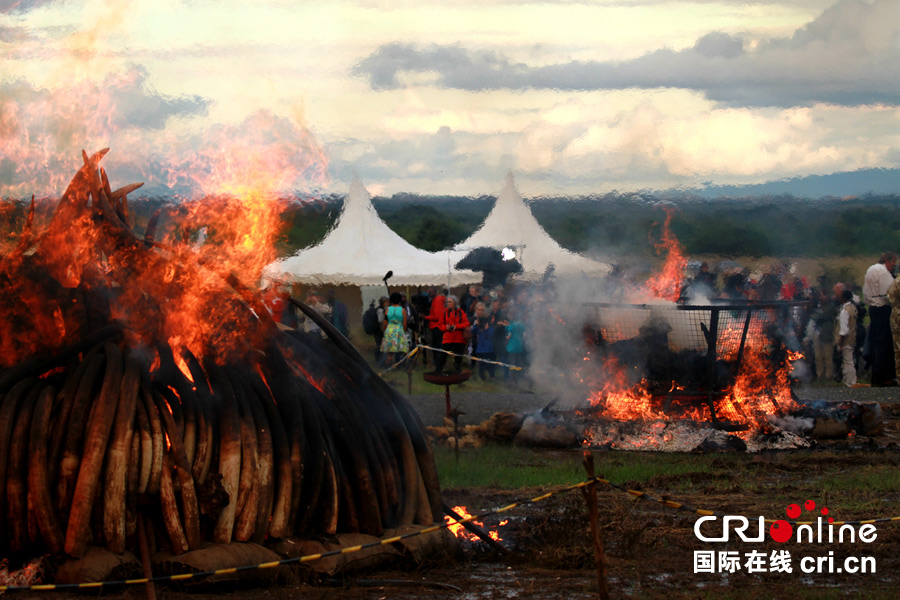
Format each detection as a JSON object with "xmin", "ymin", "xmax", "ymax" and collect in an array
[{"xmin": 0, "ymin": 151, "xmax": 441, "ymax": 574}]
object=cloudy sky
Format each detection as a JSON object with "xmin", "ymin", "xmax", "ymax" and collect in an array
[{"xmin": 1, "ymin": 0, "xmax": 898, "ymax": 198}]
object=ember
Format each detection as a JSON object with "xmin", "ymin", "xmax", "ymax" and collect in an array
[
  {"xmin": 444, "ymin": 506, "xmax": 507, "ymax": 543},
  {"xmin": 0, "ymin": 152, "xmax": 441, "ymax": 566}
]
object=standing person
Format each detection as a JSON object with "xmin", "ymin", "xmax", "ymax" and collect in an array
[
  {"xmin": 459, "ymin": 285, "xmax": 479, "ymax": 315},
  {"xmin": 808, "ymin": 287, "xmax": 840, "ymax": 381},
  {"xmin": 721, "ymin": 272, "xmax": 746, "ymax": 300},
  {"xmin": 863, "ymin": 252, "xmax": 897, "ymax": 386},
  {"xmin": 302, "ymin": 290, "xmax": 331, "ymax": 338},
  {"xmin": 374, "ymin": 296, "xmax": 389, "ymax": 366},
  {"xmin": 472, "ymin": 302, "xmax": 497, "ymax": 380},
  {"xmin": 380, "ymin": 292, "xmax": 409, "ymax": 368},
  {"xmin": 835, "ymin": 289, "xmax": 858, "ymax": 387},
  {"xmin": 412, "ymin": 289, "xmax": 433, "ymax": 365},
  {"xmin": 505, "ymin": 307, "xmax": 526, "ymax": 382},
  {"xmin": 262, "ymin": 281, "xmax": 292, "ymax": 327},
  {"xmin": 425, "ymin": 289, "xmax": 447, "ymax": 365},
  {"xmin": 327, "ymin": 289, "xmax": 350, "ymax": 337},
  {"xmin": 886, "ymin": 275, "xmax": 900, "ymax": 380},
  {"xmin": 400, "ymin": 292, "xmax": 418, "ymax": 350},
  {"xmin": 434, "ymin": 295, "xmax": 470, "ymax": 373},
  {"xmin": 491, "ymin": 297, "xmax": 509, "ymax": 372}
]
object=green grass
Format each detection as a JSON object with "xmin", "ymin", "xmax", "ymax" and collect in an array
[
  {"xmin": 434, "ymin": 445, "xmax": 726, "ymax": 490},
  {"xmin": 435, "ymin": 446, "xmax": 583, "ymax": 489},
  {"xmin": 816, "ymin": 465, "xmax": 900, "ymax": 493}
]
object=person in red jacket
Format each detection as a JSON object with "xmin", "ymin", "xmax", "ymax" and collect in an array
[
  {"xmin": 425, "ymin": 288, "xmax": 447, "ymax": 365},
  {"xmin": 435, "ymin": 295, "xmax": 470, "ymax": 372}
]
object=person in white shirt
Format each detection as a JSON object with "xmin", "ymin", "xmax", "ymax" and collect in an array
[
  {"xmin": 835, "ymin": 289, "xmax": 858, "ymax": 387},
  {"xmin": 863, "ymin": 252, "xmax": 897, "ymax": 386}
]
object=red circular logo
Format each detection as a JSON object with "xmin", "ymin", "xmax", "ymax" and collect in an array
[{"xmin": 769, "ymin": 520, "xmax": 793, "ymax": 543}]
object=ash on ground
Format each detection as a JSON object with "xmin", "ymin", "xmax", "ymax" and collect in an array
[
  {"xmin": 582, "ymin": 420, "xmax": 811, "ymax": 453},
  {"xmin": 426, "ymin": 399, "xmax": 886, "ymax": 453}
]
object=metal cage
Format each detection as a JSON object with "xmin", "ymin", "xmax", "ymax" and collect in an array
[{"xmin": 582, "ymin": 300, "xmax": 814, "ymax": 425}]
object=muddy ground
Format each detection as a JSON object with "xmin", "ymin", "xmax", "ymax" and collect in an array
[{"xmin": 12, "ymin": 384, "xmax": 900, "ymax": 600}]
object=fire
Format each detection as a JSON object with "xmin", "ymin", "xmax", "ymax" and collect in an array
[
  {"xmin": 584, "ymin": 353, "xmax": 711, "ymax": 424},
  {"xmin": 644, "ymin": 208, "xmax": 687, "ymax": 301},
  {"xmin": 719, "ymin": 343, "xmax": 800, "ymax": 423},
  {"xmin": 2, "ymin": 9, "xmax": 328, "ymax": 368},
  {"xmin": 0, "ymin": 141, "xmax": 327, "ymax": 373},
  {"xmin": 444, "ymin": 506, "xmax": 506, "ymax": 543},
  {"xmin": 583, "ymin": 316, "xmax": 803, "ymax": 437},
  {"xmin": 577, "ymin": 212, "xmax": 806, "ymax": 440}
]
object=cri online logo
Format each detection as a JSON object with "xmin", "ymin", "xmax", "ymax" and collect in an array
[
  {"xmin": 770, "ymin": 500, "xmax": 829, "ymax": 543},
  {"xmin": 695, "ymin": 500, "xmax": 878, "ymax": 544}
]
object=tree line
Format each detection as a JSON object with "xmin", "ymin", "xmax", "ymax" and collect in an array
[{"xmin": 4, "ymin": 192, "xmax": 899, "ymax": 259}]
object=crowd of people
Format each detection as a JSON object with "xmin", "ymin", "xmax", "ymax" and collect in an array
[
  {"xmin": 676, "ymin": 253, "xmax": 900, "ymax": 388},
  {"xmin": 353, "ymin": 284, "xmax": 533, "ymax": 383},
  {"xmin": 264, "ymin": 251, "xmax": 900, "ymax": 391}
]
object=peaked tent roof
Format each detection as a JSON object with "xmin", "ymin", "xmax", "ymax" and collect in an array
[
  {"xmin": 267, "ymin": 178, "xmax": 480, "ymax": 287},
  {"xmin": 455, "ymin": 173, "xmax": 610, "ymax": 278}
]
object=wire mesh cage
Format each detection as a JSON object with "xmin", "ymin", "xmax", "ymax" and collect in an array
[{"xmin": 583, "ymin": 300, "xmax": 814, "ymax": 395}]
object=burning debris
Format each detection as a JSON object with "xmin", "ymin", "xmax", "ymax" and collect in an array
[
  {"xmin": 579, "ymin": 301, "xmax": 810, "ymax": 434},
  {"xmin": 427, "ymin": 398, "xmax": 884, "ymax": 454},
  {"xmin": 0, "ymin": 152, "xmax": 441, "ymax": 572},
  {"xmin": 444, "ymin": 505, "xmax": 507, "ymax": 547}
]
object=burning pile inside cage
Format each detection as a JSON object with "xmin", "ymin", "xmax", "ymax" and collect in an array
[
  {"xmin": 572, "ymin": 300, "xmax": 883, "ymax": 452},
  {"xmin": 581, "ymin": 301, "xmax": 806, "ymax": 430}
]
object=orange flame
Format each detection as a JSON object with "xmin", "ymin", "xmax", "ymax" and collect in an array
[
  {"xmin": 444, "ymin": 506, "xmax": 506, "ymax": 543},
  {"xmin": 582, "ymin": 321, "xmax": 801, "ymax": 436},
  {"xmin": 0, "ymin": 136, "xmax": 326, "ymax": 370},
  {"xmin": 644, "ymin": 208, "xmax": 687, "ymax": 301}
]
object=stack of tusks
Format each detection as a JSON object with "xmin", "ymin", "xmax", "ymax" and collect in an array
[{"xmin": 0, "ymin": 150, "xmax": 442, "ymax": 562}]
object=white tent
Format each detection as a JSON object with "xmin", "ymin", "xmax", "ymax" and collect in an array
[
  {"xmin": 455, "ymin": 173, "xmax": 610, "ymax": 278},
  {"xmin": 267, "ymin": 178, "xmax": 479, "ymax": 288}
]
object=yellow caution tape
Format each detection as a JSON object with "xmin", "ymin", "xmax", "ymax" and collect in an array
[{"xmin": 3, "ymin": 476, "xmax": 898, "ymax": 592}]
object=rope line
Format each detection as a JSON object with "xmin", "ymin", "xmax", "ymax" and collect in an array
[
  {"xmin": 378, "ymin": 346, "xmax": 419, "ymax": 376},
  {"xmin": 0, "ymin": 479, "xmax": 596, "ymax": 592},
  {"xmin": 3, "ymin": 476, "xmax": 899, "ymax": 592},
  {"xmin": 416, "ymin": 344, "xmax": 523, "ymax": 370},
  {"xmin": 595, "ymin": 477, "xmax": 900, "ymax": 526}
]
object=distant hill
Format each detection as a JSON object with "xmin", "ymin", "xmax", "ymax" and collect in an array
[{"xmin": 694, "ymin": 168, "xmax": 900, "ymax": 199}]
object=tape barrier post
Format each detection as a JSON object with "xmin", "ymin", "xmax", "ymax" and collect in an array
[{"xmin": 580, "ymin": 453, "xmax": 609, "ymax": 600}]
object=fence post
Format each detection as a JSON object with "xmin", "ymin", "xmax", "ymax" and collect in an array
[{"xmin": 581, "ymin": 451, "xmax": 609, "ymax": 600}]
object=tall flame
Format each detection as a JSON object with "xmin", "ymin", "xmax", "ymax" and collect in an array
[{"xmin": 644, "ymin": 208, "xmax": 687, "ymax": 301}]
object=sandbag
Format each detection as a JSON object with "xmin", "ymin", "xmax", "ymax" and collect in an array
[
  {"xmin": 382, "ymin": 524, "xmax": 459, "ymax": 564},
  {"xmin": 154, "ymin": 542, "xmax": 282, "ymax": 585},
  {"xmin": 270, "ymin": 534, "xmax": 400, "ymax": 575},
  {"xmin": 54, "ymin": 546, "xmax": 140, "ymax": 584}
]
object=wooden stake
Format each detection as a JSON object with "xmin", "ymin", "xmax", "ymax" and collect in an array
[{"xmin": 581, "ymin": 451, "xmax": 609, "ymax": 600}]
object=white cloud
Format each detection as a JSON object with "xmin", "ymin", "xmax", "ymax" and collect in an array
[
  {"xmin": 353, "ymin": 0, "xmax": 900, "ymax": 107},
  {"xmin": 2, "ymin": 0, "xmax": 896, "ymax": 196},
  {"xmin": 0, "ymin": 68, "xmax": 208, "ymax": 197},
  {"xmin": 320, "ymin": 91, "xmax": 900, "ymax": 194}
]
